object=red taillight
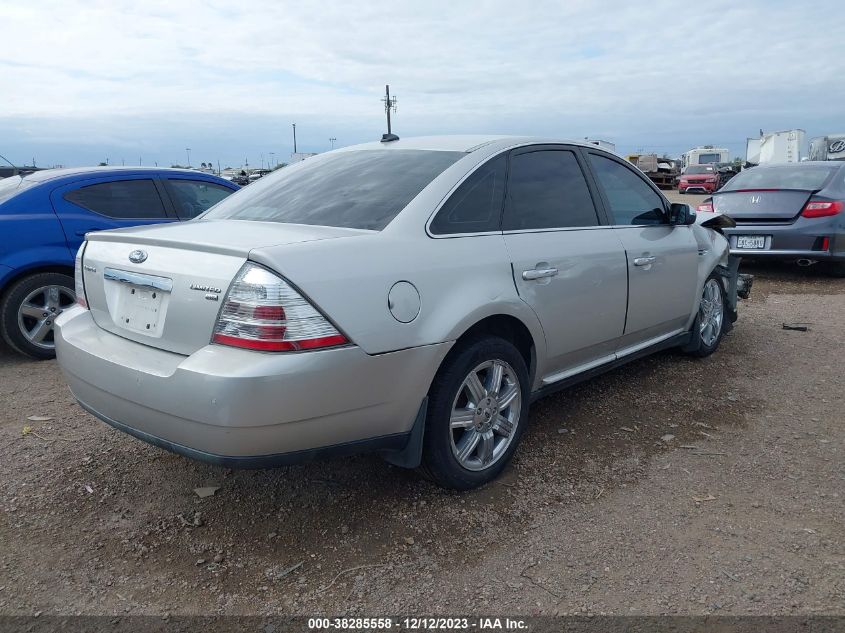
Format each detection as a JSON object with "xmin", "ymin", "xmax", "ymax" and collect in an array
[
  {"xmin": 212, "ymin": 263, "xmax": 349, "ymax": 352},
  {"xmin": 801, "ymin": 200, "xmax": 843, "ymax": 218},
  {"xmin": 697, "ymin": 202, "xmax": 714, "ymax": 213}
]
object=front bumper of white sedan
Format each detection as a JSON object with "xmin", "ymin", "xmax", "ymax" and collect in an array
[{"xmin": 54, "ymin": 307, "xmax": 450, "ymax": 467}]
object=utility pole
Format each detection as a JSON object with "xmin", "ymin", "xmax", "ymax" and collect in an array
[
  {"xmin": 269, "ymin": 152, "xmax": 275, "ymax": 168},
  {"xmin": 292, "ymin": 123, "xmax": 297, "ymax": 154},
  {"xmin": 329, "ymin": 137, "xmax": 336, "ymax": 150},
  {"xmin": 185, "ymin": 147, "xmax": 191, "ymax": 167},
  {"xmin": 381, "ymin": 84, "xmax": 397, "ymax": 136}
]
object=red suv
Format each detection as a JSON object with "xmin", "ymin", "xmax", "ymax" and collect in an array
[{"xmin": 679, "ymin": 165, "xmax": 720, "ymax": 194}]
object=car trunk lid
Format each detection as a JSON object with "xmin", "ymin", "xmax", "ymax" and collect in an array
[
  {"xmin": 81, "ymin": 220, "xmax": 372, "ymax": 355},
  {"xmin": 712, "ymin": 189, "xmax": 814, "ymax": 222}
]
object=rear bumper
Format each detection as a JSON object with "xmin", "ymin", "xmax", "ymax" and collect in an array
[
  {"xmin": 54, "ymin": 307, "xmax": 450, "ymax": 464},
  {"xmin": 724, "ymin": 222, "xmax": 844, "ymax": 261}
]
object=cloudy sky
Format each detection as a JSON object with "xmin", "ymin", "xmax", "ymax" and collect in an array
[{"xmin": 2, "ymin": 0, "xmax": 844, "ymax": 168}]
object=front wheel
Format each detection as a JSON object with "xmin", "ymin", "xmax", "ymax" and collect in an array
[
  {"xmin": 685, "ymin": 274, "xmax": 726, "ymax": 358},
  {"xmin": 1, "ymin": 272, "xmax": 76, "ymax": 359},
  {"xmin": 419, "ymin": 337, "xmax": 530, "ymax": 490}
]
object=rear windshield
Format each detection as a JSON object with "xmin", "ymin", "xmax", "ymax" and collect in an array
[
  {"xmin": 722, "ymin": 165, "xmax": 838, "ymax": 191},
  {"xmin": 0, "ymin": 176, "xmax": 36, "ymax": 204},
  {"xmin": 203, "ymin": 150, "xmax": 464, "ymax": 230}
]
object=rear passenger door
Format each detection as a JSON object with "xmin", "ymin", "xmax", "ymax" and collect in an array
[
  {"xmin": 585, "ymin": 152, "xmax": 698, "ymax": 351},
  {"xmin": 50, "ymin": 176, "xmax": 175, "ymax": 254},
  {"xmin": 503, "ymin": 146, "xmax": 628, "ymax": 381}
]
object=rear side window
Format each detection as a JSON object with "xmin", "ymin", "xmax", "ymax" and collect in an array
[
  {"xmin": 166, "ymin": 180, "xmax": 234, "ymax": 219},
  {"xmin": 588, "ymin": 154, "xmax": 666, "ymax": 225},
  {"xmin": 503, "ymin": 150, "xmax": 599, "ymax": 230},
  {"xmin": 203, "ymin": 150, "xmax": 463, "ymax": 230},
  {"xmin": 64, "ymin": 179, "xmax": 167, "ymax": 219},
  {"xmin": 430, "ymin": 154, "xmax": 506, "ymax": 234}
]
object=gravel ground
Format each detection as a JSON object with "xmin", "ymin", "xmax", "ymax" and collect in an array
[{"xmin": 0, "ymin": 263, "xmax": 842, "ymax": 617}]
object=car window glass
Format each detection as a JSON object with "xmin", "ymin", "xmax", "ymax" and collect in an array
[
  {"xmin": 721, "ymin": 166, "xmax": 838, "ymax": 191},
  {"xmin": 503, "ymin": 150, "xmax": 599, "ymax": 230},
  {"xmin": 167, "ymin": 180, "xmax": 234, "ymax": 219},
  {"xmin": 430, "ymin": 154, "xmax": 506, "ymax": 234},
  {"xmin": 64, "ymin": 179, "xmax": 167, "ymax": 219},
  {"xmin": 203, "ymin": 150, "xmax": 463, "ymax": 231},
  {"xmin": 588, "ymin": 154, "xmax": 666, "ymax": 225}
]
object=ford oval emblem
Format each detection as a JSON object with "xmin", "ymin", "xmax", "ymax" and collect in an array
[{"xmin": 129, "ymin": 249, "xmax": 148, "ymax": 264}]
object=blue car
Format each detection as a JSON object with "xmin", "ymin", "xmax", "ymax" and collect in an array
[{"xmin": 0, "ymin": 167, "xmax": 238, "ymax": 359}]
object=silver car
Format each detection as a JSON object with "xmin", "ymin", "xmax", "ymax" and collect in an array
[{"xmin": 55, "ymin": 136, "xmax": 742, "ymax": 490}]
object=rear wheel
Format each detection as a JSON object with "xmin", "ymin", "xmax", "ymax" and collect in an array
[
  {"xmin": 419, "ymin": 336, "xmax": 530, "ymax": 490},
  {"xmin": 1, "ymin": 272, "xmax": 75, "ymax": 360},
  {"xmin": 685, "ymin": 274, "xmax": 726, "ymax": 358}
]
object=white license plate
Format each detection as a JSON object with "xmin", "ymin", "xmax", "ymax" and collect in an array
[
  {"xmin": 117, "ymin": 285, "xmax": 164, "ymax": 333},
  {"xmin": 736, "ymin": 235, "xmax": 766, "ymax": 249}
]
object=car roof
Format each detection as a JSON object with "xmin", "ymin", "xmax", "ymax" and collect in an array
[
  {"xmin": 21, "ymin": 166, "xmax": 221, "ymax": 184},
  {"xmin": 336, "ymin": 135, "xmax": 612, "ymax": 154}
]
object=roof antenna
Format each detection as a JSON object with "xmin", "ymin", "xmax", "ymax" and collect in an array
[{"xmin": 381, "ymin": 84, "xmax": 399, "ymax": 142}]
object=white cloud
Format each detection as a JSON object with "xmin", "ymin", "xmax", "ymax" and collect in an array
[{"xmin": 1, "ymin": 0, "xmax": 844, "ymax": 164}]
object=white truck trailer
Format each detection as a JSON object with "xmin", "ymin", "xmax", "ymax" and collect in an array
[
  {"xmin": 746, "ymin": 129, "xmax": 806, "ymax": 164},
  {"xmin": 809, "ymin": 134, "xmax": 845, "ymax": 161}
]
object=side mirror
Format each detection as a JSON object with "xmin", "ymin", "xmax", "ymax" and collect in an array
[{"xmin": 669, "ymin": 202, "xmax": 696, "ymax": 226}]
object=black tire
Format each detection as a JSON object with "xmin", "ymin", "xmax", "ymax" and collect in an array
[
  {"xmin": 684, "ymin": 272, "xmax": 727, "ymax": 358},
  {"xmin": 1, "ymin": 272, "xmax": 75, "ymax": 360},
  {"xmin": 418, "ymin": 336, "xmax": 530, "ymax": 490}
]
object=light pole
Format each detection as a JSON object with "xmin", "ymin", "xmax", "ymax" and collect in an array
[
  {"xmin": 269, "ymin": 152, "xmax": 275, "ymax": 168},
  {"xmin": 185, "ymin": 148, "xmax": 191, "ymax": 167},
  {"xmin": 292, "ymin": 123, "xmax": 297, "ymax": 154},
  {"xmin": 329, "ymin": 137, "xmax": 336, "ymax": 150}
]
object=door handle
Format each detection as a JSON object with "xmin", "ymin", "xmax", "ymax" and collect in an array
[
  {"xmin": 522, "ymin": 267, "xmax": 559, "ymax": 280},
  {"xmin": 633, "ymin": 256, "xmax": 657, "ymax": 267}
]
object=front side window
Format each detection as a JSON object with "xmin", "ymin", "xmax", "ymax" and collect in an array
[
  {"xmin": 203, "ymin": 150, "xmax": 463, "ymax": 231},
  {"xmin": 166, "ymin": 180, "xmax": 234, "ymax": 219},
  {"xmin": 430, "ymin": 154, "xmax": 506, "ymax": 234},
  {"xmin": 64, "ymin": 179, "xmax": 167, "ymax": 219},
  {"xmin": 588, "ymin": 154, "xmax": 666, "ymax": 225},
  {"xmin": 503, "ymin": 150, "xmax": 599, "ymax": 231}
]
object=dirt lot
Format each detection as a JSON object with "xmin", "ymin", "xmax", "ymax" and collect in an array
[{"xmin": 0, "ymin": 263, "xmax": 842, "ymax": 617}]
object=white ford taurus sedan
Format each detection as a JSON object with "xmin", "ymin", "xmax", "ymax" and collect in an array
[{"xmin": 55, "ymin": 135, "xmax": 742, "ymax": 489}]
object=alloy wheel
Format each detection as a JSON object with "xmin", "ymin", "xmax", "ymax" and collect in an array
[
  {"xmin": 698, "ymin": 278, "xmax": 724, "ymax": 347},
  {"xmin": 17, "ymin": 285, "xmax": 76, "ymax": 350},
  {"xmin": 449, "ymin": 359, "xmax": 522, "ymax": 471}
]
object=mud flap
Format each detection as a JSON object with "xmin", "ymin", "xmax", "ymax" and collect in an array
[{"xmin": 380, "ymin": 397, "xmax": 427, "ymax": 469}]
